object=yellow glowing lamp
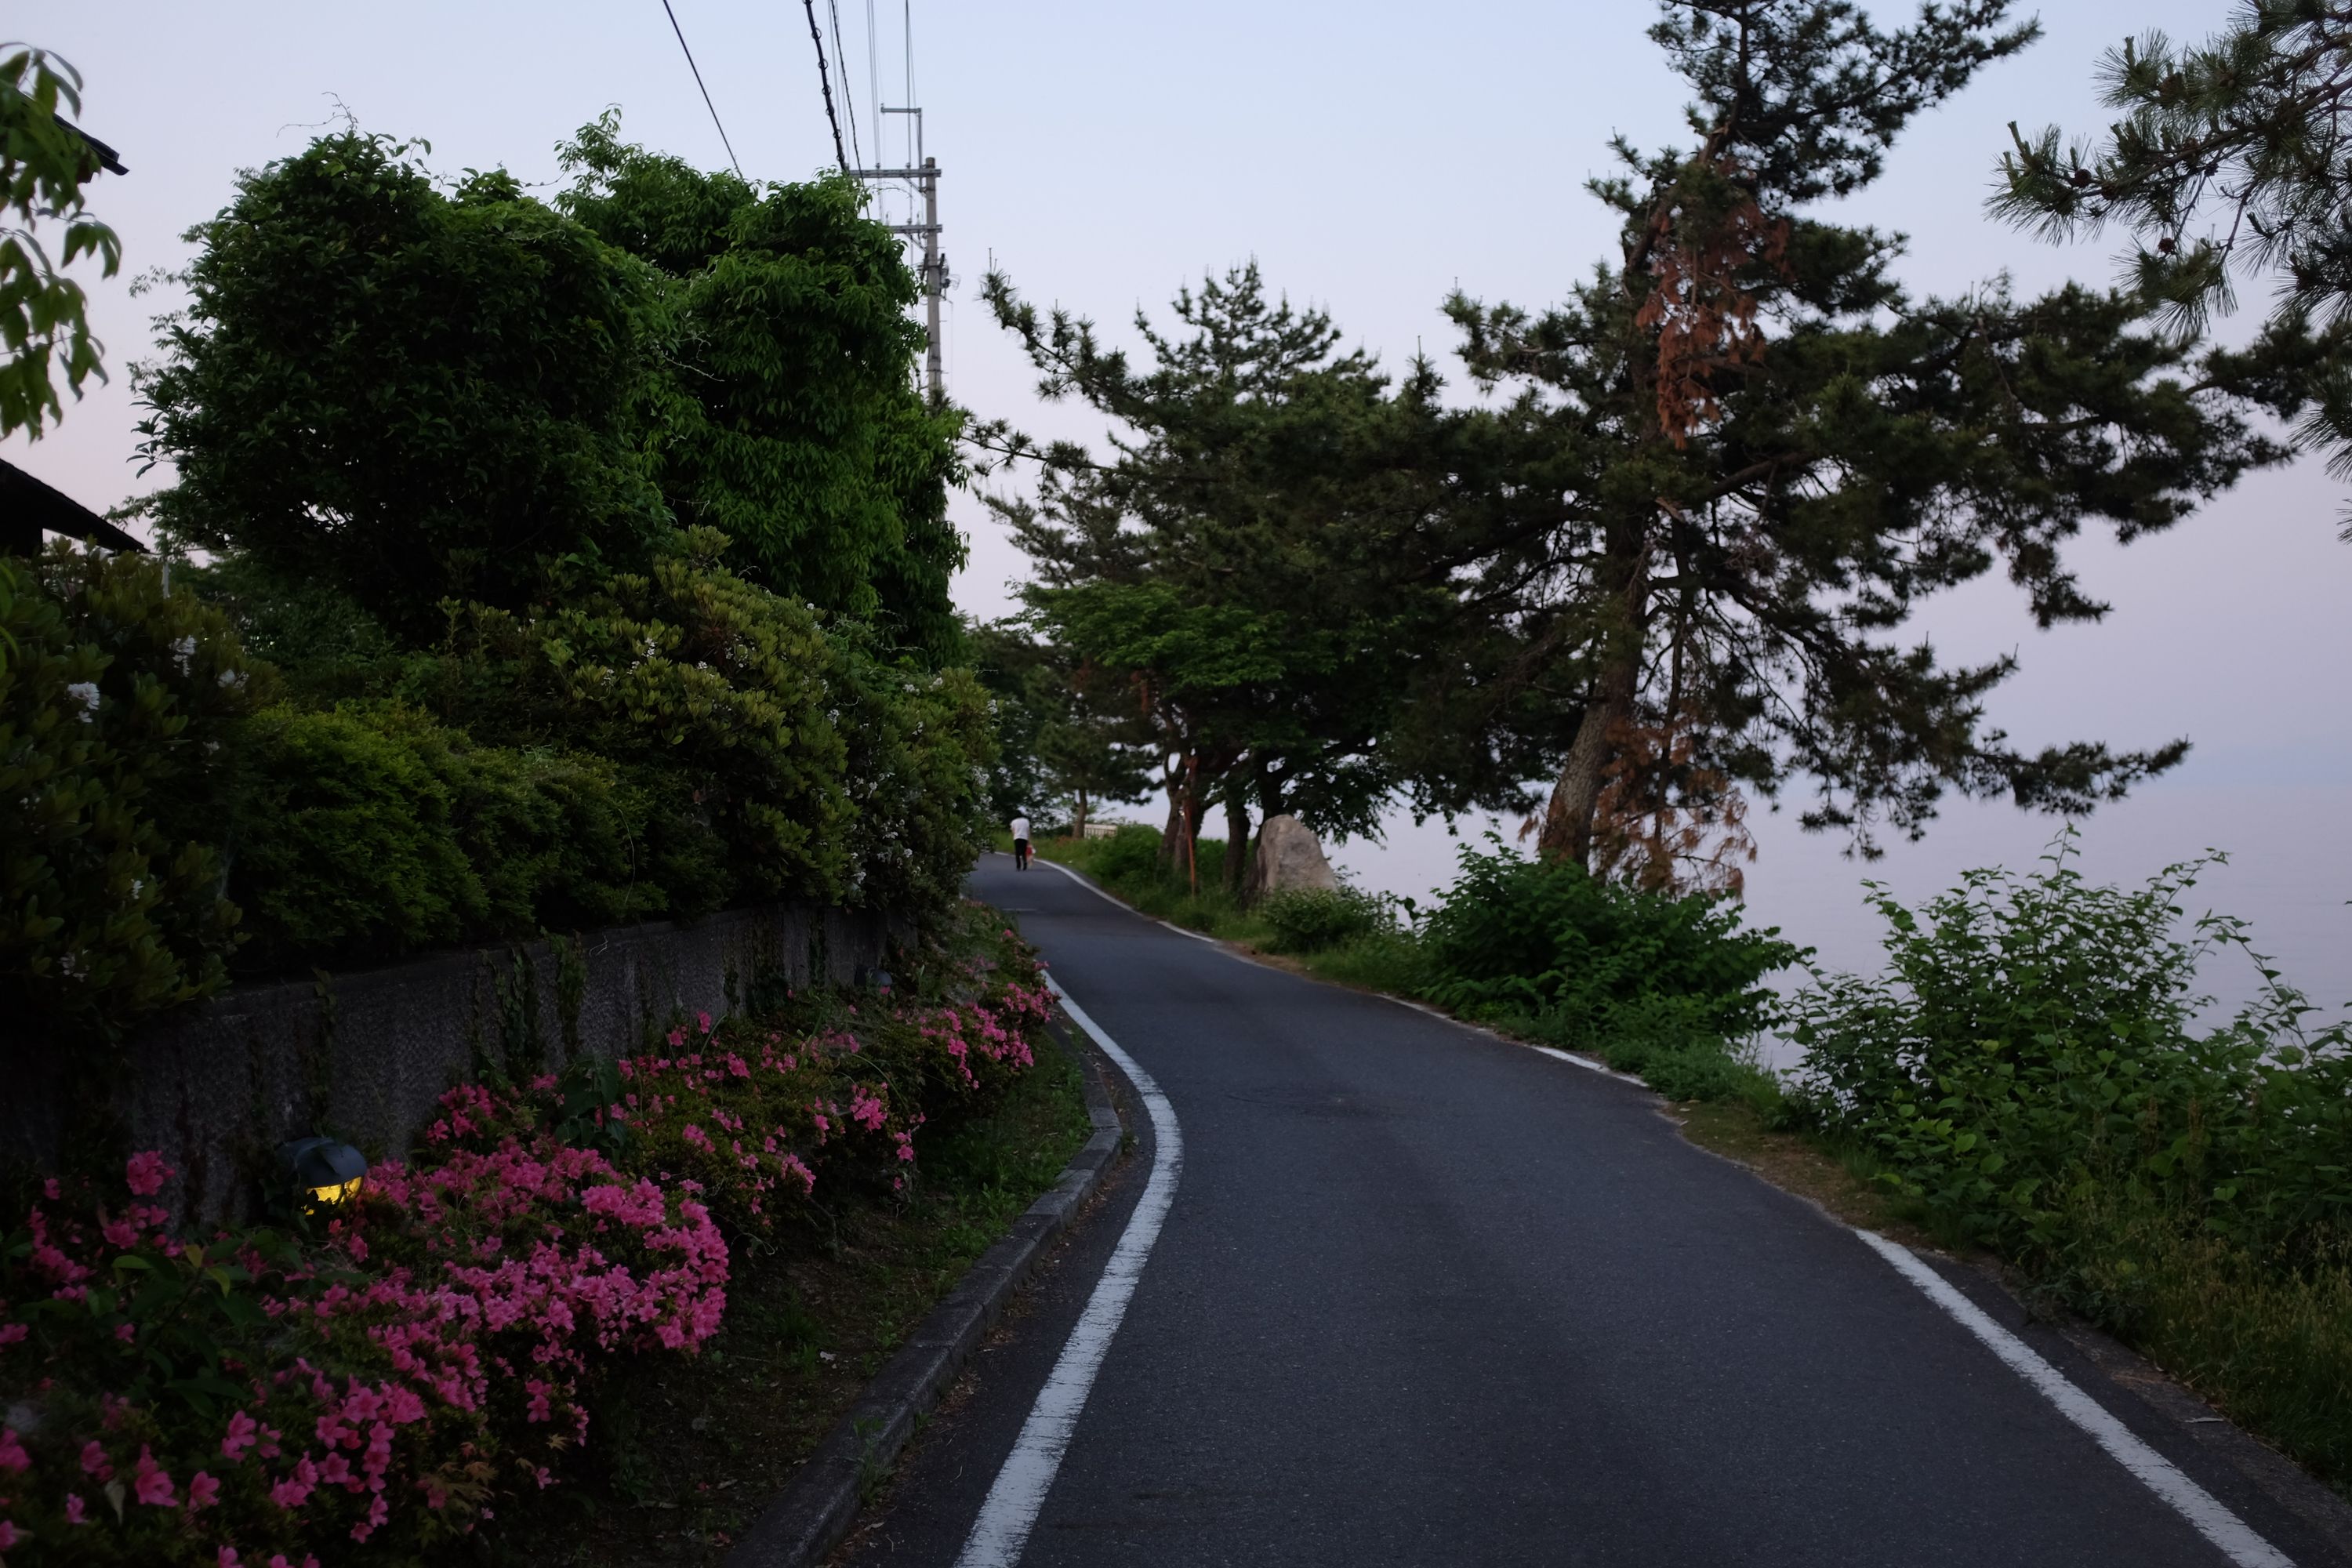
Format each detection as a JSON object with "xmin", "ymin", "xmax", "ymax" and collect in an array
[
  {"xmin": 310, "ymin": 1174, "xmax": 365, "ymax": 1206},
  {"xmin": 279, "ymin": 1137, "xmax": 368, "ymax": 1212}
]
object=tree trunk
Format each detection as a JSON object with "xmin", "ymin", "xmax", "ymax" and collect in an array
[
  {"xmin": 1246, "ymin": 768, "xmax": 1284, "ymax": 904},
  {"xmin": 1159, "ymin": 758, "xmax": 1185, "ymax": 873},
  {"xmin": 1222, "ymin": 788, "xmax": 1251, "ymax": 902},
  {"xmin": 1539, "ymin": 542, "xmax": 1650, "ymax": 867},
  {"xmin": 1073, "ymin": 789, "xmax": 1091, "ymax": 840},
  {"xmin": 1181, "ymin": 756, "xmax": 1205, "ymax": 897},
  {"xmin": 1537, "ymin": 673, "xmax": 1632, "ymax": 867}
]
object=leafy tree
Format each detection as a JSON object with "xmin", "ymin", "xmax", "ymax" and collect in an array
[
  {"xmin": 1, "ymin": 45, "xmax": 121, "ymax": 440},
  {"xmin": 139, "ymin": 133, "xmax": 670, "ymax": 636},
  {"xmin": 967, "ymin": 617, "xmax": 1152, "ymax": 835},
  {"xmin": 557, "ymin": 115, "xmax": 966, "ymax": 663},
  {"xmin": 1992, "ymin": 1, "xmax": 2352, "ymax": 502},
  {"xmin": 982, "ymin": 263, "xmax": 1465, "ymax": 892},
  {"xmin": 1445, "ymin": 0, "xmax": 2287, "ymax": 878}
]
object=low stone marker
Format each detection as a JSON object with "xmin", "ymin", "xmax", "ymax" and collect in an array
[{"xmin": 1254, "ymin": 813, "xmax": 1341, "ymax": 893}]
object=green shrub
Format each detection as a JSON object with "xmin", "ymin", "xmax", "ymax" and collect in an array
[
  {"xmin": 1086, "ymin": 823, "xmax": 1166, "ymax": 886},
  {"xmin": 1785, "ymin": 834, "xmax": 2352, "ymax": 1262},
  {"xmin": 832, "ymin": 642, "xmax": 993, "ymax": 919},
  {"xmin": 1259, "ymin": 885, "xmax": 1388, "ymax": 953},
  {"xmin": 355, "ymin": 706, "xmax": 655, "ymax": 933},
  {"xmin": 1418, "ymin": 836, "xmax": 1800, "ymax": 1041},
  {"xmin": 0, "ymin": 548, "xmax": 256, "ymax": 1047},
  {"xmin": 524, "ymin": 531, "xmax": 857, "ymax": 904},
  {"xmin": 229, "ymin": 706, "xmax": 482, "ymax": 968}
]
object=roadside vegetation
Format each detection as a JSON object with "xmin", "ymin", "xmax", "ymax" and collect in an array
[
  {"xmin": 1033, "ymin": 826, "xmax": 1798, "ymax": 1109},
  {"xmin": 0, "ymin": 906, "xmax": 1072, "ymax": 1565},
  {"xmin": 1782, "ymin": 837, "xmax": 2352, "ymax": 1488},
  {"xmin": 972, "ymin": 1, "xmax": 2352, "ymax": 1500},
  {"xmin": 506, "ymin": 991, "xmax": 1088, "ymax": 1567},
  {"xmin": 2, "ymin": 49, "xmax": 1062, "ymax": 1567}
]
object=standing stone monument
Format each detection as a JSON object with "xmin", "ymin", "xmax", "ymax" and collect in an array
[{"xmin": 1254, "ymin": 814, "xmax": 1341, "ymax": 894}]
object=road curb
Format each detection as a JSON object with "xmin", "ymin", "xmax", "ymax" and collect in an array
[{"xmin": 724, "ymin": 1014, "xmax": 1127, "ymax": 1568}]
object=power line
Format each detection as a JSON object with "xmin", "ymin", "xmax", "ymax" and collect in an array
[
  {"xmin": 801, "ymin": 0, "xmax": 850, "ymax": 172},
  {"xmin": 657, "ymin": 0, "xmax": 745, "ymax": 180},
  {"xmin": 826, "ymin": 0, "xmax": 863, "ymax": 173}
]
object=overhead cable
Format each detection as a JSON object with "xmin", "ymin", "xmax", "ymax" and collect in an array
[
  {"xmin": 657, "ymin": 0, "xmax": 746, "ymax": 180},
  {"xmin": 801, "ymin": 0, "xmax": 851, "ymax": 172},
  {"xmin": 826, "ymin": 0, "xmax": 863, "ymax": 172}
]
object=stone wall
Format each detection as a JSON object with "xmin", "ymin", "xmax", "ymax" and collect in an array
[{"xmin": 0, "ymin": 904, "xmax": 891, "ymax": 1221}]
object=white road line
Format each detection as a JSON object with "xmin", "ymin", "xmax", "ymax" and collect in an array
[
  {"xmin": 1032, "ymin": 856, "xmax": 1223, "ymax": 945},
  {"xmin": 1527, "ymin": 1043, "xmax": 1648, "ymax": 1086},
  {"xmin": 1379, "ymin": 994, "xmax": 1649, "ymax": 1086},
  {"xmin": 1853, "ymin": 1229, "xmax": 2294, "ymax": 1568},
  {"xmin": 953, "ymin": 975, "xmax": 1183, "ymax": 1568}
]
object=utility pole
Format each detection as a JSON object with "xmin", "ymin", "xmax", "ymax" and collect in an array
[{"xmin": 853, "ymin": 107, "xmax": 945, "ymax": 406}]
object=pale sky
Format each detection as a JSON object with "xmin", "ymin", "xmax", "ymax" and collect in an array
[{"xmin": 15, "ymin": 2, "xmax": 2350, "ymax": 1013}]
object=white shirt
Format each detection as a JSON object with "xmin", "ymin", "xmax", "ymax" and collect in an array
[{"xmin": 1011, "ymin": 817, "xmax": 1031, "ymax": 841}]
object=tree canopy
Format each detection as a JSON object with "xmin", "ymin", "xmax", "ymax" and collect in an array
[
  {"xmin": 559, "ymin": 115, "xmax": 966, "ymax": 662},
  {"xmin": 2, "ymin": 45, "xmax": 122, "ymax": 441},
  {"xmin": 1443, "ymin": 0, "xmax": 2286, "ymax": 882},
  {"xmin": 140, "ymin": 120, "xmax": 964, "ymax": 662},
  {"xmin": 1993, "ymin": 1, "xmax": 2352, "ymax": 500},
  {"xmin": 982, "ymin": 263, "xmax": 1480, "ymax": 887}
]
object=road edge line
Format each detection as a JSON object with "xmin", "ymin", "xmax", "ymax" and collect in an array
[
  {"xmin": 725, "ymin": 1004, "xmax": 1127, "ymax": 1568},
  {"xmin": 1029, "ymin": 855, "xmax": 1226, "ymax": 946},
  {"xmin": 953, "ymin": 975, "xmax": 1185, "ymax": 1568},
  {"xmin": 1853, "ymin": 1228, "xmax": 2294, "ymax": 1568}
]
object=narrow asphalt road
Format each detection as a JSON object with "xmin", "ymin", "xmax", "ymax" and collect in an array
[{"xmin": 839, "ymin": 854, "xmax": 2338, "ymax": 1568}]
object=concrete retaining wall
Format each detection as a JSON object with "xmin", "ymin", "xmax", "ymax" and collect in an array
[{"xmin": 0, "ymin": 903, "xmax": 891, "ymax": 1221}]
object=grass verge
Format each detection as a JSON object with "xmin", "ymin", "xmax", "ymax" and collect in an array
[{"xmin": 495, "ymin": 1033, "xmax": 1092, "ymax": 1566}]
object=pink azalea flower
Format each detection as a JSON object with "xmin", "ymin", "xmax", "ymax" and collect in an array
[
  {"xmin": 81, "ymin": 1439, "xmax": 112, "ymax": 1479},
  {"xmin": 65, "ymin": 1493, "xmax": 88, "ymax": 1523},
  {"xmin": 188, "ymin": 1470, "xmax": 222, "ymax": 1509},
  {"xmin": 133, "ymin": 1446, "xmax": 179, "ymax": 1506},
  {"xmin": 0, "ymin": 1425, "xmax": 27, "ymax": 1473},
  {"xmin": 0, "ymin": 1521, "xmax": 17, "ymax": 1550},
  {"xmin": 125, "ymin": 1150, "xmax": 171, "ymax": 1196},
  {"xmin": 222, "ymin": 1409, "xmax": 258, "ymax": 1461},
  {"xmin": 218, "ymin": 1550, "xmax": 242, "ymax": 1567}
]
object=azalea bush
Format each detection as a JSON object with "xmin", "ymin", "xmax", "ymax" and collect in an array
[
  {"xmin": 0, "ymin": 1135, "xmax": 724, "ymax": 1566},
  {"xmin": 517, "ymin": 910, "xmax": 1052, "ymax": 1239},
  {"xmin": 0, "ymin": 909, "xmax": 1058, "ymax": 1563}
]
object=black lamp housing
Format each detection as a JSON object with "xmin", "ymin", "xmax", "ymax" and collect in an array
[{"xmin": 278, "ymin": 1136, "xmax": 368, "ymax": 1210}]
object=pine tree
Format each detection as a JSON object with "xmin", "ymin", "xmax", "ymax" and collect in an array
[
  {"xmin": 1448, "ymin": 0, "xmax": 2287, "ymax": 875},
  {"xmin": 1993, "ymin": 0, "xmax": 2352, "ymax": 502},
  {"xmin": 982, "ymin": 263, "xmax": 1468, "ymax": 891}
]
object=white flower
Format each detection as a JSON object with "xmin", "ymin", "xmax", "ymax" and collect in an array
[
  {"xmin": 65, "ymin": 681, "xmax": 99, "ymax": 719},
  {"xmin": 172, "ymin": 635, "xmax": 197, "ymax": 672}
]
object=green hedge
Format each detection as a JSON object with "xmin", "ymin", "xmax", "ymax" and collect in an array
[
  {"xmin": 3, "ymin": 541, "xmax": 993, "ymax": 1045},
  {"xmin": 1, "ymin": 550, "xmax": 254, "ymax": 1050}
]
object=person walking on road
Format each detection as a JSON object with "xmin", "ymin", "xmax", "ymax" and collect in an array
[{"xmin": 1011, "ymin": 814, "xmax": 1032, "ymax": 869}]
